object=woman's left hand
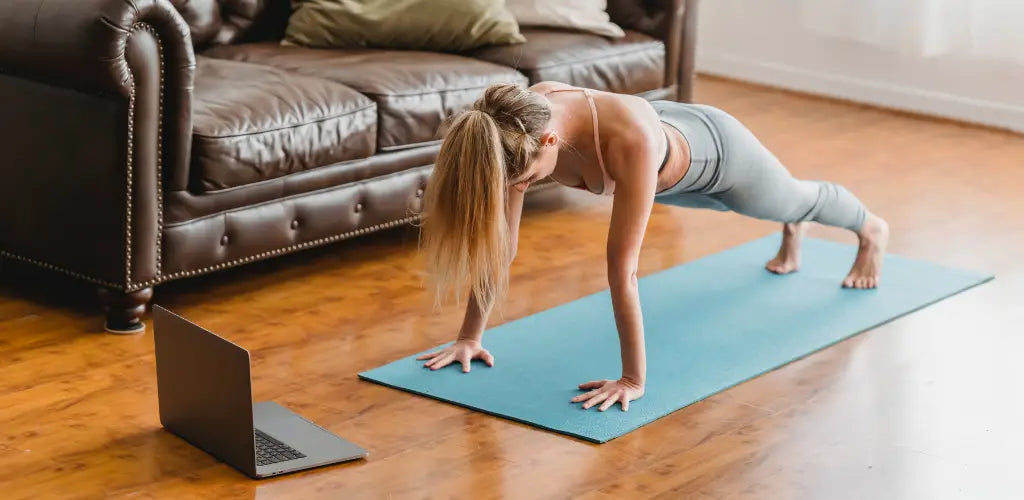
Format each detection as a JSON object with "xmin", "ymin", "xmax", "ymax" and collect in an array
[{"xmin": 571, "ymin": 378, "xmax": 645, "ymax": 412}]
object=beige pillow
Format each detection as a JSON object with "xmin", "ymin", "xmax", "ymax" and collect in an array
[
  {"xmin": 506, "ymin": 0, "xmax": 625, "ymax": 38},
  {"xmin": 283, "ymin": 0, "xmax": 526, "ymax": 52}
]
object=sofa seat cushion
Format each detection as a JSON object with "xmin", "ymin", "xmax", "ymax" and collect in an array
[
  {"xmin": 202, "ymin": 44, "xmax": 528, "ymax": 151},
  {"xmin": 192, "ymin": 56, "xmax": 377, "ymax": 192},
  {"xmin": 469, "ymin": 28, "xmax": 664, "ymax": 95}
]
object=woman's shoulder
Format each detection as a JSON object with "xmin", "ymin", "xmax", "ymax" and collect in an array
[
  {"xmin": 600, "ymin": 96, "xmax": 666, "ymax": 162},
  {"xmin": 598, "ymin": 93, "xmax": 656, "ymax": 131},
  {"xmin": 528, "ymin": 81, "xmax": 579, "ymax": 94}
]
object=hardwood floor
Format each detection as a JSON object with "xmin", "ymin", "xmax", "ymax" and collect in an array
[{"xmin": 2, "ymin": 76, "xmax": 1022, "ymax": 499}]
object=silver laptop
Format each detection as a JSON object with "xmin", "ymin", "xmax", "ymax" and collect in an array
[{"xmin": 152, "ymin": 305, "xmax": 367, "ymax": 479}]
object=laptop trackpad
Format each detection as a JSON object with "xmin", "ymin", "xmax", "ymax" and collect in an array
[{"xmin": 253, "ymin": 401, "xmax": 366, "ymax": 464}]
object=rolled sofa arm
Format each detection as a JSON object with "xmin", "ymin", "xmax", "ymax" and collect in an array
[
  {"xmin": 0, "ymin": 0, "xmax": 195, "ymax": 291},
  {"xmin": 0, "ymin": 0, "xmax": 194, "ymax": 96},
  {"xmin": 609, "ymin": 0, "xmax": 699, "ymax": 103}
]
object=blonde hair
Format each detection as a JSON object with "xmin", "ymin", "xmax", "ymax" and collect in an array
[{"xmin": 420, "ymin": 83, "xmax": 552, "ymax": 310}]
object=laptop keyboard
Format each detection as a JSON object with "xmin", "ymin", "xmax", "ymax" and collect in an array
[{"xmin": 255, "ymin": 429, "xmax": 306, "ymax": 466}]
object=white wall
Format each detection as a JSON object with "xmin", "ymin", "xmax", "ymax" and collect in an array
[{"xmin": 695, "ymin": 0, "xmax": 1024, "ymax": 133}]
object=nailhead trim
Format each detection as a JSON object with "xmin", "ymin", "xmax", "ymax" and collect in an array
[
  {"xmin": 0, "ymin": 251, "xmax": 123, "ymax": 289},
  {"xmin": 125, "ymin": 61, "xmax": 135, "ymax": 287},
  {"xmin": 124, "ymin": 22, "xmax": 166, "ymax": 290},
  {"xmin": 138, "ymin": 23, "xmax": 166, "ymax": 280},
  {"xmin": 150, "ymin": 215, "xmax": 420, "ymax": 283},
  {"xmin": 1, "ymin": 213, "xmax": 420, "ymax": 289}
]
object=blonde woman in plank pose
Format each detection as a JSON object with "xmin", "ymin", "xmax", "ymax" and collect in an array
[{"xmin": 417, "ymin": 82, "xmax": 889, "ymax": 412}]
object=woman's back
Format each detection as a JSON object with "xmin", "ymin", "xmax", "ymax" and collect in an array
[{"xmin": 532, "ymin": 82, "xmax": 675, "ymax": 195}]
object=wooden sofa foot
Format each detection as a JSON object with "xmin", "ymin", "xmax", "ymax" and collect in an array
[{"xmin": 97, "ymin": 287, "xmax": 153, "ymax": 334}]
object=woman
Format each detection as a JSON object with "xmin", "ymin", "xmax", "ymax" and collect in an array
[{"xmin": 417, "ymin": 82, "xmax": 889, "ymax": 412}]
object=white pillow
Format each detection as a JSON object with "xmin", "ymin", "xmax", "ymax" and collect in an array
[{"xmin": 505, "ymin": 0, "xmax": 626, "ymax": 38}]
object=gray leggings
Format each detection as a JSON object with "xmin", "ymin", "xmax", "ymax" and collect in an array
[{"xmin": 652, "ymin": 101, "xmax": 866, "ymax": 231}]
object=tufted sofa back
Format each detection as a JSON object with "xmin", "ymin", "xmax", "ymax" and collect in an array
[{"xmin": 169, "ymin": 0, "xmax": 292, "ymax": 48}]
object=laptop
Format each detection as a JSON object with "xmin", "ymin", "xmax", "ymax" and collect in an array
[{"xmin": 152, "ymin": 305, "xmax": 367, "ymax": 479}]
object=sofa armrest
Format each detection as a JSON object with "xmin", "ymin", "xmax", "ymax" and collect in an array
[
  {"xmin": 0, "ymin": 0, "xmax": 193, "ymax": 96},
  {"xmin": 609, "ymin": 0, "xmax": 699, "ymax": 102},
  {"xmin": 0, "ymin": 0, "xmax": 196, "ymax": 290},
  {"xmin": 0, "ymin": 0, "xmax": 196, "ymax": 190}
]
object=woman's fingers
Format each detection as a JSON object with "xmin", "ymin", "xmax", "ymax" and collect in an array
[
  {"xmin": 479, "ymin": 349, "xmax": 495, "ymax": 367},
  {"xmin": 424, "ymin": 349, "xmax": 454, "ymax": 366},
  {"xmin": 424, "ymin": 351, "xmax": 446, "ymax": 367},
  {"xmin": 621, "ymin": 398, "xmax": 629, "ymax": 412},
  {"xmin": 571, "ymin": 389, "xmax": 600, "ymax": 403},
  {"xmin": 582, "ymin": 392, "xmax": 609, "ymax": 410},
  {"xmin": 432, "ymin": 354, "xmax": 455, "ymax": 370},
  {"xmin": 578, "ymin": 380, "xmax": 606, "ymax": 390},
  {"xmin": 416, "ymin": 350, "xmax": 443, "ymax": 361},
  {"xmin": 599, "ymin": 393, "xmax": 620, "ymax": 412},
  {"xmin": 428, "ymin": 352, "xmax": 455, "ymax": 370},
  {"xmin": 459, "ymin": 355, "xmax": 472, "ymax": 373}
]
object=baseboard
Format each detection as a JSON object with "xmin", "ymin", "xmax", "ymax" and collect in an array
[{"xmin": 697, "ymin": 51, "xmax": 1024, "ymax": 134}]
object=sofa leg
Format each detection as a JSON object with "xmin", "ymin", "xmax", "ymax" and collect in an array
[
  {"xmin": 97, "ymin": 287, "xmax": 153, "ymax": 334},
  {"xmin": 678, "ymin": 0, "xmax": 701, "ymax": 103}
]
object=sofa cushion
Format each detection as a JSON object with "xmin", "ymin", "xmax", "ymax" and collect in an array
[
  {"xmin": 202, "ymin": 44, "xmax": 528, "ymax": 151},
  {"xmin": 192, "ymin": 57, "xmax": 377, "ymax": 192},
  {"xmin": 469, "ymin": 28, "xmax": 664, "ymax": 95}
]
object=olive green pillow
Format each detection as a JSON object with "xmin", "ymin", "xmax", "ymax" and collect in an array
[{"xmin": 283, "ymin": 0, "xmax": 527, "ymax": 52}]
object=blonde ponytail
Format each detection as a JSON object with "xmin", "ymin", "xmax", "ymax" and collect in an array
[{"xmin": 421, "ymin": 83, "xmax": 551, "ymax": 310}]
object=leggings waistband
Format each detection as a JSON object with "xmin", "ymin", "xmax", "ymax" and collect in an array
[{"xmin": 652, "ymin": 101, "xmax": 726, "ymax": 197}]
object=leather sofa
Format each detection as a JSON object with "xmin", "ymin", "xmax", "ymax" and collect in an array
[{"xmin": 0, "ymin": 0, "xmax": 699, "ymax": 333}]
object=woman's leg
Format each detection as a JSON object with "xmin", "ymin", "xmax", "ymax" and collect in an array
[
  {"xmin": 720, "ymin": 172, "xmax": 890, "ymax": 288},
  {"xmin": 696, "ymin": 105, "xmax": 889, "ymax": 288},
  {"xmin": 765, "ymin": 221, "xmax": 807, "ymax": 275}
]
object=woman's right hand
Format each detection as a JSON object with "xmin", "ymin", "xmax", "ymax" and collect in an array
[{"xmin": 416, "ymin": 339, "xmax": 495, "ymax": 373}]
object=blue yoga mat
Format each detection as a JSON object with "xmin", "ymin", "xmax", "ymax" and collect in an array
[{"xmin": 360, "ymin": 235, "xmax": 992, "ymax": 443}]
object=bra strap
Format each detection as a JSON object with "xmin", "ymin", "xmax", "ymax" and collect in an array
[{"xmin": 582, "ymin": 90, "xmax": 613, "ymax": 195}]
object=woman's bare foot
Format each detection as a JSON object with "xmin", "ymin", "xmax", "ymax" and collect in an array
[
  {"xmin": 843, "ymin": 213, "xmax": 889, "ymax": 289},
  {"xmin": 766, "ymin": 222, "xmax": 808, "ymax": 274}
]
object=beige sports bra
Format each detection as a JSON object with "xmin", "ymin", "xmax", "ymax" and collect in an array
[
  {"xmin": 542, "ymin": 87, "xmax": 672, "ymax": 195},
  {"xmin": 542, "ymin": 87, "xmax": 616, "ymax": 195}
]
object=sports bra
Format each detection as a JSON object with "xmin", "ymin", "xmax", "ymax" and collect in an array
[{"xmin": 542, "ymin": 87, "xmax": 671, "ymax": 196}]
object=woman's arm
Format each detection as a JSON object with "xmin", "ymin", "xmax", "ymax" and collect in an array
[
  {"xmin": 456, "ymin": 184, "xmax": 526, "ymax": 341},
  {"xmin": 572, "ymin": 133, "xmax": 659, "ymax": 411},
  {"xmin": 606, "ymin": 142, "xmax": 658, "ymax": 385},
  {"xmin": 421, "ymin": 184, "xmax": 526, "ymax": 371}
]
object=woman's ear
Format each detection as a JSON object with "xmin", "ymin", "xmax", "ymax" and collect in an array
[{"xmin": 541, "ymin": 131, "xmax": 559, "ymax": 147}]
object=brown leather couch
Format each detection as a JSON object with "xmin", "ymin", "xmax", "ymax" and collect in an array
[{"xmin": 0, "ymin": 0, "xmax": 699, "ymax": 333}]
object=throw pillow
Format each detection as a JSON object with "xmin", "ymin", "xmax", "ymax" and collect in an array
[
  {"xmin": 283, "ymin": 0, "xmax": 526, "ymax": 52},
  {"xmin": 505, "ymin": 0, "xmax": 625, "ymax": 38}
]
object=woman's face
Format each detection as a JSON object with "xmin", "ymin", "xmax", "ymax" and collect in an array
[{"xmin": 511, "ymin": 131, "xmax": 559, "ymax": 192}]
